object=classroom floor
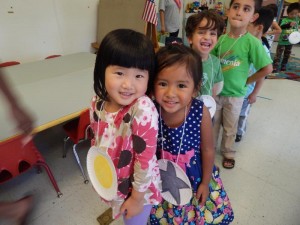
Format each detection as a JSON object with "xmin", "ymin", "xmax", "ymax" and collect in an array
[{"xmin": 0, "ymin": 43, "xmax": 300, "ymax": 225}]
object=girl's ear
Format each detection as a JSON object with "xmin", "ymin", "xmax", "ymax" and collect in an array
[{"xmin": 250, "ymin": 13, "xmax": 259, "ymax": 23}]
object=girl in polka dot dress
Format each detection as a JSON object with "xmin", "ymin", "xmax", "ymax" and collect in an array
[
  {"xmin": 90, "ymin": 29, "xmax": 161, "ymax": 225},
  {"xmin": 149, "ymin": 44, "xmax": 234, "ymax": 224}
]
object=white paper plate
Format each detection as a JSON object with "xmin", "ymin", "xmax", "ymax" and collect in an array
[
  {"xmin": 288, "ymin": 31, "xmax": 300, "ymax": 44},
  {"xmin": 158, "ymin": 159, "xmax": 192, "ymax": 206},
  {"xmin": 198, "ymin": 95, "xmax": 216, "ymax": 118},
  {"xmin": 87, "ymin": 146, "xmax": 118, "ymax": 201}
]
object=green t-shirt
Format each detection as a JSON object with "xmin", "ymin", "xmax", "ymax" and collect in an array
[
  {"xmin": 211, "ymin": 32, "xmax": 272, "ymax": 97},
  {"xmin": 278, "ymin": 17, "xmax": 300, "ymax": 45},
  {"xmin": 200, "ymin": 54, "xmax": 223, "ymax": 96}
]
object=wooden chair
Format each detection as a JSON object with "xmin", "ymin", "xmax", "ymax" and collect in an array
[
  {"xmin": 0, "ymin": 61, "xmax": 20, "ymax": 68},
  {"xmin": 0, "ymin": 135, "xmax": 62, "ymax": 197},
  {"xmin": 62, "ymin": 109, "xmax": 91, "ymax": 184}
]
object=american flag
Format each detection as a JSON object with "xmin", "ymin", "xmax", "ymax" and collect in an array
[{"xmin": 142, "ymin": 0, "xmax": 158, "ymax": 25}]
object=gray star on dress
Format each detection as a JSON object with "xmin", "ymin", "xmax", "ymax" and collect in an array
[{"xmin": 160, "ymin": 161, "xmax": 190, "ymax": 205}]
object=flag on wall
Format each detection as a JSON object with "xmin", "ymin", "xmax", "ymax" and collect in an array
[{"xmin": 142, "ymin": 0, "xmax": 158, "ymax": 25}]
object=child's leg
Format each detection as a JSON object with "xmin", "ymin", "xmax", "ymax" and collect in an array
[
  {"xmin": 213, "ymin": 96, "xmax": 223, "ymax": 150},
  {"xmin": 123, "ymin": 205, "xmax": 152, "ymax": 225},
  {"xmin": 236, "ymin": 99, "xmax": 251, "ymax": 137},
  {"xmin": 273, "ymin": 45, "xmax": 284, "ymax": 72},
  {"xmin": 220, "ymin": 97, "xmax": 244, "ymax": 159},
  {"xmin": 281, "ymin": 45, "xmax": 292, "ymax": 71}
]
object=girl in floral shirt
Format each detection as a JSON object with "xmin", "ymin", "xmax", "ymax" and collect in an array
[{"xmin": 89, "ymin": 29, "xmax": 161, "ymax": 225}]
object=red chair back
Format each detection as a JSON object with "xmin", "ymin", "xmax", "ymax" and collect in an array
[
  {"xmin": 45, "ymin": 55, "xmax": 61, "ymax": 59},
  {"xmin": 0, "ymin": 135, "xmax": 62, "ymax": 197},
  {"xmin": 63, "ymin": 109, "xmax": 90, "ymax": 144},
  {"xmin": 0, "ymin": 61, "xmax": 20, "ymax": 68}
]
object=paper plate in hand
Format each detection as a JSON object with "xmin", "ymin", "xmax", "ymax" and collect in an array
[
  {"xmin": 87, "ymin": 146, "xmax": 117, "ymax": 201},
  {"xmin": 158, "ymin": 159, "xmax": 192, "ymax": 206},
  {"xmin": 199, "ymin": 95, "xmax": 216, "ymax": 118},
  {"xmin": 288, "ymin": 31, "xmax": 300, "ymax": 44}
]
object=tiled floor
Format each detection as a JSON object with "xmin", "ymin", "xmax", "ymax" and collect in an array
[{"xmin": 1, "ymin": 43, "xmax": 300, "ymax": 225}]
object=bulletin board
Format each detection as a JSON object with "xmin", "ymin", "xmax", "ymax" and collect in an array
[{"xmin": 97, "ymin": 0, "xmax": 146, "ymax": 44}]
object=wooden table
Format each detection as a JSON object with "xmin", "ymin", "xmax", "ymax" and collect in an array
[{"xmin": 0, "ymin": 52, "xmax": 96, "ymax": 142}]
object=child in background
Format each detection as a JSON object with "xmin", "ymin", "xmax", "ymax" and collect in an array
[
  {"xmin": 211, "ymin": 0, "xmax": 273, "ymax": 169},
  {"xmin": 149, "ymin": 44, "xmax": 234, "ymax": 225},
  {"xmin": 185, "ymin": 10, "xmax": 225, "ymax": 97},
  {"xmin": 236, "ymin": 7, "xmax": 274, "ymax": 142},
  {"xmin": 264, "ymin": 3, "xmax": 282, "ymax": 49},
  {"xmin": 272, "ymin": 2, "xmax": 300, "ymax": 73},
  {"xmin": 90, "ymin": 29, "xmax": 161, "ymax": 225},
  {"xmin": 159, "ymin": 0, "xmax": 181, "ymax": 37}
]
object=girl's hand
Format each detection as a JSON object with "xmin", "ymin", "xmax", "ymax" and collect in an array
[
  {"xmin": 120, "ymin": 196, "xmax": 144, "ymax": 219},
  {"xmin": 196, "ymin": 183, "xmax": 209, "ymax": 206}
]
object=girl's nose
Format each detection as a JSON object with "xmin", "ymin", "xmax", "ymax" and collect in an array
[
  {"xmin": 166, "ymin": 86, "xmax": 175, "ymax": 97},
  {"xmin": 121, "ymin": 78, "xmax": 132, "ymax": 89}
]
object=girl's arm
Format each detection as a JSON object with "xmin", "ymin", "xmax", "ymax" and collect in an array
[
  {"xmin": 196, "ymin": 105, "xmax": 215, "ymax": 205},
  {"xmin": 120, "ymin": 97, "xmax": 159, "ymax": 218}
]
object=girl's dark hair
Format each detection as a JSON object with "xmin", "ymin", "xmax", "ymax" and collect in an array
[
  {"xmin": 185, "ymin": 10, "xmax": 225, "ymax": 38},
  {"xmin": 155, "ymin": 44, "xmax": 202, "ymax": 92},
  {"xmin": 264, "ymin": 3, "xmax": 278, "ymax": 18},
  {"xmin": 94, "ymin": 29, "xmax": 155, "ymax": 100},
  {"xmin": 287, "ymin": 2, "xmax": 300, "ymax": 14},
  {"xmin": 229, "ymin": 0, "xmax": 263, "ymax": 13}
]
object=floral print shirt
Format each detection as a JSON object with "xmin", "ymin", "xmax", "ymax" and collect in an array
[{"xmin": 90, "ymin": 95, "xmax": 162, "ymax": 217}]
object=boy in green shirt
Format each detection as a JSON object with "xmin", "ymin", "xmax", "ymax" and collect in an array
[
  {"xmin": 272, "ymin": 2, "xmax": 300, "ymax": 72},
  {"xmin": 211, "ymin": 0, "xmax": 273, "ymax": 169},
  {"xmin": 185, "ymin": 10, "xmax": 224, "ymax": 97}
]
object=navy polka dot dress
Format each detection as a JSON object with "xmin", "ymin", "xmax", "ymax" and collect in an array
[{"xmin": 150, "ymin": 99, "xmax": 234, "ymax": 225}]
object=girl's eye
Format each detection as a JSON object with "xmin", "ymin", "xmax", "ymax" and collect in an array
[
  {"xmin": 178, "ymin": 84, "xmax": 186, "ymax": 88},
  {"xmin": 197, "ymin": 30, "xmax": 205, "ymax": 35},
  {"xmin": 233, "ymin": 5, "xmax": 238, "ymax": 10},
  {"xmin": 157, "ymin": 82, "xmax": 167, "ymax": 87},
  {"xmin": 115, "ymin": 71, "xmax": 123, "ymax": 76},
  {"xmin": 136, "ymin": 74, "xmax": 144, "ymax": 78},
  {"xmin": 210, "ymin": 31, "xmax": 217, "ymax": 36}
]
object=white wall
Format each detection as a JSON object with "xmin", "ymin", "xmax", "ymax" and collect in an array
[{"xmin": 0, "ymin": 0, "xmax": 98, "ymax": 63}]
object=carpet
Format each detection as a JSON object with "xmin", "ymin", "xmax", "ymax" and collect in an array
[{"xmin": 267, "ymin": 55, "xmax": 300, "ymax": 81}]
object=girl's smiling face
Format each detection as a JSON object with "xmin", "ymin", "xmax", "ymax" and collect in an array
[
  {"xmin": 105, "ymin": 65, "xmax": 149, "ymax": 112},
  {"xmin": 154, "ymin": 63, "xmax": 197, "ymax": 123}
]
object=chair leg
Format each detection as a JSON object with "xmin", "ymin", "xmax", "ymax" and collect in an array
[
  {"xmin": 72, "ymin": 144, "xmax": 89, "ymax": 184},
  {"xmin": 63, "ymin": 136, "xmax": 70, "ymax": 158},
  {"xmin": 36, "ymin": 161, "xmax": 63, "ymax": 198}
]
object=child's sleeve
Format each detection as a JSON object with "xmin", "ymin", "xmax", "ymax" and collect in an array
[
  {"xmin": 213, "ymin": 57, "xmax": 223, "ymax": 84},
  {"xmin": 249, "ymin": 38, "xmax": 273, "ymax": 71},
  {"xmin": 131, "ymin": 96, "xmax": 159, "ymax": 192}
]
